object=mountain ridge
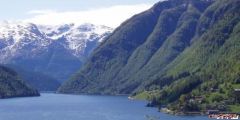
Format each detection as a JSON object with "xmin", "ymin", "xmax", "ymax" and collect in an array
[
  {"xmin": 59, "ymin": 0, "xmax": 214, "ymax": 94},
  {"xmin": 0, "ymin": 22, "xmax": 112, "ymax": 83},
  {"xmin": 59, "ymin": 0, "xmax": 240, "ymax": 113}
]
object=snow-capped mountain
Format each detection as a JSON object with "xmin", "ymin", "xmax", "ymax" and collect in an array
[
  {"xmin": 38, "ymin": 23, "xmax": 112, "ymax": 57},
  {"xmin": 0, "ymin": 22, "xmax": 51, "ymax": 61},
  {"xmin": 0, "ymin": 21, "xmax": 113, "ymax": 82}
]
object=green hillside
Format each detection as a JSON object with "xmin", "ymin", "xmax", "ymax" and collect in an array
[
  {"xmin": 0, "ymin": 65, "xmax": 40, "ymax": 98},
  {"xmin": 59, "ymin": 0, "xmax": 240, "ymax": 113},
  {"xmin": 9, "ymin": 65, "xmax": 61, "ymax": 91}
]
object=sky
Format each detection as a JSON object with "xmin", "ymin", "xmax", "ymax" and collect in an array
[{"xmin": 0, "ymin": 0, "xmax": 161, "ymax": 27}]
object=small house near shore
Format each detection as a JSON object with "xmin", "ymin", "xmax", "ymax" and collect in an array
[
  {"xmin": 234, "ymin": 89, "xmax": 240, "ymax": 103},
  {"xmin": 207, "ymin": 110, "xmax": 219, "ymax": 114}
]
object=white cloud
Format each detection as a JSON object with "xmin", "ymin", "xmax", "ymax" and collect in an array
[
  {"xmin": 23, "ymin": 4, "xmax": 152, "ymax": 28},
  {"xmin": 27, "ymin": 10, "xmax": 57, "ymax": 15}
]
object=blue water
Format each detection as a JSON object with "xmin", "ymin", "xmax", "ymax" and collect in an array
[{"xmin": 0, "ymin": 93, "xmax": 211, "ymax": 120}]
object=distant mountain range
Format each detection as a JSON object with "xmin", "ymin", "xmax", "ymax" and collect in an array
[
  {"xmin": 59, "ymin": 0, "xmax": 240, "ymax": 113},
  {"xmin": 0, "ymin": 22, "xmax": 112, "ymax": 90}
]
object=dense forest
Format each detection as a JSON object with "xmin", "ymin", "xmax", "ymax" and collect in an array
[
  {"xmin": 8, "ymin": 65, "xmax": 60, "ymax": 91},
  {"xmin": 0, "ymin": 65, "xmax": 39, "ymax": 98},
  {"xmin": 59, "ymin": 0, "xmax": 240, "ymax": 113}
]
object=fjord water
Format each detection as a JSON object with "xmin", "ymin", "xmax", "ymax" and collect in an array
[{"xmin": 0, "ymin": 93, "xmax": 210, "ymax": 120}]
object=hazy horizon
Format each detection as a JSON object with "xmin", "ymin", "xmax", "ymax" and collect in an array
[{"xmin": 0, "ymin": 0, "xmax": 162, "ymax": 27}]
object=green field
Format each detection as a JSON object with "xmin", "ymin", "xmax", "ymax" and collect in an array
[
  {"xmin": 229, "ymin": 105, "xmax": 240, "ymax": 113},
  {"xmin": 233, "ymin": 84, "xmax": 240, "ymax": 89}
]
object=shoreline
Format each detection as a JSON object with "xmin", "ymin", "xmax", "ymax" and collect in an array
[
  {"xmin": 160, "ymin": 107, "xmax": 208, "ymax": 116},
  {"xmin": 0, "ymin": 94, "xmax": 40, "ymax": 99},
  {"xmin": 39, "ymin": 93, "xmax": 237, "ymax": 117},
  {"xmin": 55, "ymin": 92, "xmax": 130, "ymax": 97}
]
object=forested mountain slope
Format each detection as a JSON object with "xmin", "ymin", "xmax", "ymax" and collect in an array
[
  {"xmin": 0, "ymin": 66, "xmax": 39, "ymax": 98},
  {"xmin": 10, "ymin": 66, "xmax": 61, "ymax": 91},
  {"xmin": 59, "ymin": 0, "xmax": 240, "ymax": 113}
]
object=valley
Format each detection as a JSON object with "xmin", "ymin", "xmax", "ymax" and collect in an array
[{"xmin": 0, "ymin": 0, "xmax": 239, "ymax": 119}]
